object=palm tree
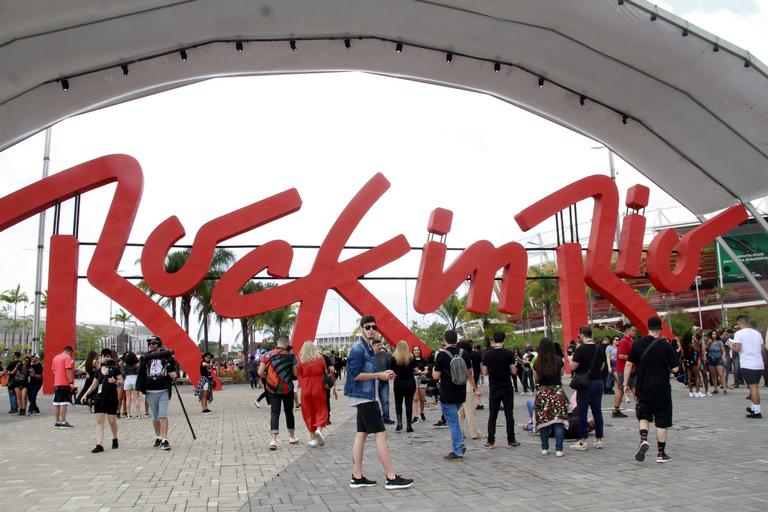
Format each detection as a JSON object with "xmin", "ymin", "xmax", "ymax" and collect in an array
[
  {"xmin": 435, "ymin": 292, "xmax": 466, "ymax": 332},
  {"xmin": 112, "ymin": 309, "xmax": 132, "ymax": 332},
  {"xmin": 137, "ymin": 249, "xmax": 189, "ymax": 328},
  {"xmin": 1, "ymin": 284, "xmax": 29, "ymax": 345},
  {"xmin": 256, "ymin": 305, "xmax": 297, "ymax": 342},
  {"xmin": 236, "ymin": 280, "xmax": 273, "ymax": 361},
  {"xmin": 525, "ymin": 261, "xmax": 560, "ymax": 339},
  {"xmin": 193, "ymin": 248, "xmax": 235, "ymax": 353}
]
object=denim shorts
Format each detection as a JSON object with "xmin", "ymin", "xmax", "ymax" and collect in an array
[
  {"xmin": 707, "ymin": 356, "xmax": 723, "ymax": 367},
  {"xmin": 147, "ymin": 390, "xmax": 170, "ymax": 420}
]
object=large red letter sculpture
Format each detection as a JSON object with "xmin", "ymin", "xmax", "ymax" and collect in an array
[{"xmin": 213, "ymin": 173, "xmax": 430, "ymax": 355}]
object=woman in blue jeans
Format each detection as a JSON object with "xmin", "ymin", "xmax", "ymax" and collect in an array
[
  {"xmin": 533, "ymin": 338, "xmax": 569, "ymax": 456},
  {"xmin": 568, "ymin": 326, "xmax": 605, "ymax": 451}
]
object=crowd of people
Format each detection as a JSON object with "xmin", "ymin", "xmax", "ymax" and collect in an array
[{"xmin": 2, "ymin": 311, "xmax": 766, "ymax": 491}]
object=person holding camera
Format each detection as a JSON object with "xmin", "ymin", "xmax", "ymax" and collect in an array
[
  {"xmin": 136, "ymin": 336, "xmax": 178, "ymax": 451},
  {"xmin": 197, "ymin": 352, "xmax": 215, "ymax": 414},
  {"xmin": 81, "ymin": 349, "xmax": 123, "ymax": 453}
]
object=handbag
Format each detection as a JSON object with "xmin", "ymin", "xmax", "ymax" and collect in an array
[{"xmin": 569, "ymin": 344, "xmax": 601, "ymax": 391}]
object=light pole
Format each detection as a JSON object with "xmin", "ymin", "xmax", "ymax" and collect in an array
[
  {"xmin": 591, "ymin": 145, "xmax": 621, "ymax": 249},
  {"xmin": 329, "ymin": 296, "xmax": 342, "ymax": 351},
  {"xmin": 694, "ymin": 276, "xmax": 704, "ymax": 328}
]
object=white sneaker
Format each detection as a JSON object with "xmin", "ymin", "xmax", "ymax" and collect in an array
[
  {"xmin": 594, "ymin": 439, "xmax": 603, "ymax": 449},
  {"xmin": 689, "ymin": 392, "xmax": 694, "ymax": 398},
  {"xmin": 308, "ymin": 439, "xmax": 318, "ymax": 448},
  {"xmin": 541, "ymin": 449, "xmax": 549, "ymax": 455},
  {"xmin": 706, "ymin": 392, "xmax": 713, "ymax": 397},
  {"xmin": 555, "ymin": 451, "xmax": 564, "ymax": 457},
  {"xmin": 624, "ymin": 397, "xmax": 632, "ymax": 403},
  {"xmin": 570, "ymin": 441, "xmax": 588, "ymax": 451},
  {"xmin": 695, "ymin": 392, "xmax": 705, "ymax": 398},
  {"xmin": 315, "ymin": 429, "xmax": 325, "ymax": 446},
  {"xmin": 268, "ymin": 439, "xmax": 279, "ymax": 451},
  {"xmin": 253, "ymin": 400, "xmax": 261, "ymax": 409},
  {"xmin": 288, "ymin": 436, "xmax": 300, "ymax": 445}
]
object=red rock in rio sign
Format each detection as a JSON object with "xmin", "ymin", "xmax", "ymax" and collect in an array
[{"xmin": 0, "ymin": 155, "xmax": 747, "ymax": 392}]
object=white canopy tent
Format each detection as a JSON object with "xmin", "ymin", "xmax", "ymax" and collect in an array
[{"xmin": 1, "ymin": 0, "xmax": 766, "ymax": 216}]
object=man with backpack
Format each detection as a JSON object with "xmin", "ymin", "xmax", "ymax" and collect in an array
[
  {"xmin": 432, "ymin": 329, "xmax": 474, "ymax": 460},
  {"xmin": 258, "ymin": 335, "xmax": 299, "ymax": 450},
  {"xmin": 624, "ymin": 316, "xmax": 679, "ymax": 463}
]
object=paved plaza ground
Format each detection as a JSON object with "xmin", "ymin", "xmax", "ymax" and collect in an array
[{"xmin": 1, "ymin": 380, "xmax": 766, "ymax": 512}]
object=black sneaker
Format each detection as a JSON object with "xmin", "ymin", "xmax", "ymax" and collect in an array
[
  {"xmin": 384, "ymin": 419, "xmax": 396, "ymax": 425},
  {"xmin": 59, "ymin": 421, "xmax": 74, "ymax": 428},
  {"xmin": 160, "ymin": 440, "xmax": 171, "ymax": 451},
  {"xmin": 54, "ymin": 422, "xmax": 62, "ymax": 429},
  {"xmin": 656, "ymin": 453, "xmax": 672, "ymax": 463},
  {"xmin": 443, "ymin": 452, "xmax": 463, "ymax": 461},
  {"xmin": 635, "ymin": 440, "xmax": 649, "ymax": 462},
  {"xmin": 612, "ymin": 410, "xmax": 628, "ymax": 418},
  {"xmin": 8, "ymin": 409, "xmax": 18, "ymax": 414},
  {"xmin": 420, "ymin": 413, "xmax": 425, "ymax": 421},
  {"xmin": 153, "ymin": 438, "xmax": 162, "ymax": 448},
  {"xmin": 385, "ymin": 475, "xmax": 414, "ymax": 490},
  {"xmin": 350, "ymin": 475, "xmax": 377, "ymax": 488},
  {"xmin": 91, "ymin": 444, "xmax": 104, "ymax": 453},
  {"xmin": 746, "ymin": 411, "xmax": 763, "ymax": 419},
  {"xmin": 475, "ymin": 404, "xmax": 484, "ymax": 410},
  {"xmin": 112, "ymin": 439, "xmax": 119, "ymax": 449},
  {"xmin": 433, "ymin": 420, "xmax": 447, "ymax": 428},
  {"xmin": 202, "ymin": 409, "xmax": 213, "ymax": 414},
  {"xmin": 411, "ymin": 417, "xmax": 419, "ymax": 424}
]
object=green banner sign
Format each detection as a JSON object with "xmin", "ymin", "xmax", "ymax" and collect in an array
[{"xmin": 718, "ymin": 232, "xmax": 768, "ymax": 283}]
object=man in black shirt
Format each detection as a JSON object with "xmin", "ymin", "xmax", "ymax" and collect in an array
[
  {"xmin": 482, "ymin": 331, "xmax": 520, "ymax": 449},
  {"xmin": 624, "ymin": 316, "xmax": 679, "ymax": 464},
  {"xmin": 4, "ymin": 352, "xmax": 20, "ymax": 413},
  {"xmin": 433, "ymin": 329, "xmax": 474, "ymax": 460},
  {"xmin": 28, "ymin": 354, "xmax": 44, "ymax": 414}
]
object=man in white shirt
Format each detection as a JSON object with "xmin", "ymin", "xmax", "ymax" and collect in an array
[{"xmin": 732, "ymin": 315, "xmax": 764, "ymax": 419}]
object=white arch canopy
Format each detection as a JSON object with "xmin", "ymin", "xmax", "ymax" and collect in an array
[{"xmin": 1, "ymin": 0, "xmax": 767, "ymax": 215}]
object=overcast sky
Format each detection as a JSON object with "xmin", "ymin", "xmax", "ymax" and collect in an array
[{"xmin": 0, "ymin": 0, "xmax": 766, "ymax": 345}]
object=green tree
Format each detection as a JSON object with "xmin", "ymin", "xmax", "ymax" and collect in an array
[
  {"xmin": 435, "ymin": 292, "xmax": 466, "ymax": 331},
  {"xmin": 112, "ymin": 309, "xmax": 132, "ymax": 332},
  {"xmin": 525, "ymin": 261, "xmax": 560, "ymax": 339},
  {"xmin": 191, "ymin": 248, "xmax": 235, "ymax": 353},
  {"xmin": 256, "ymin": 305, "xmax": 297, "ymax": 342},
  {"xmin": 235, "ymin": 280, "xmax": 273, "ymax": 362},
  {"xmin": 1, "ymin": 284, "xmax": 29, "ymax": 346},
  {"xmin": 410, "ymin": 320, "xmax": 448, "ymax": 350},
  {"xmin": 138, "ymin": 249, "xmax": 191, "ymax": 330},
  {"xmin": 76, "ymin": 325, "xmax": 107, "ymax": 360}
]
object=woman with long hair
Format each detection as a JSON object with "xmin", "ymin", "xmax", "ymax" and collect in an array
[
  {"xmin": 81, "ymin": 349, "xmax": 123, "ymax": 453},
  {"xmin": 388, "ymin": 341, "xmax": 417, "ymax": 432},
  {"xmin": 297, "ymin": 341, "xmax": 328, "ymax": 447},
  {"xmin": 10, "ymin": 357, "xmax": 31, "ymax": 415},
  {"xmin": 681, "ymin": 332, "xmax": 703, "ymax": 398},
  {"xmin": 694, "ymin": 329, "xmax": 710, "ymax": 396},
  {"xmin": 706, "ymin": 330, "xmax": 727, "ymax": 394},
  {"xmin": 533, "ymin": 338, "xmax": 569, "ymax": 456},
  {"xmin": 411, "ymin": 345, "xmax": 428, "ymax": 423},
  {"xmin": 122, "ymin": 351, "xmax": 141, "ymax": 418},
  {"xmin": 511, "ymin": 348, "xmax": 523, "ymax": 394},
  {"xmin": 76, "ymin": 350, "xmax": 99, "ymax": 406}
]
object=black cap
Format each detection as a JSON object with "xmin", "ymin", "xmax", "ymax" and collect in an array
[
  {"xmin": 648, "ymin": 316, "xmax": 663, "ymax": 330},
  {"xmin": 147, "ymin": 336, "xmax": 162, "ymax": 346}
]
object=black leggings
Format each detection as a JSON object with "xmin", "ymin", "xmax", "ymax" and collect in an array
[
  {"xmin": 511, "ymin": 372, "xmax": 520, "ymax": 393},
  {"xmin": 393, "ymin": 381, "xmax": 416, "ymax": 426}
]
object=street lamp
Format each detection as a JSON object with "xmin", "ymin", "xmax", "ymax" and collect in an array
[
  {"xmin": 694, "ymin": 276, "xmax": 704, "ymax": 328},
  {"xmin": 329, "ymin": 296, "xmax": 342, "ymax": 351},
  {"xmin": 591, "ymin": 145, "xmax": 621, "ymax": 249}
]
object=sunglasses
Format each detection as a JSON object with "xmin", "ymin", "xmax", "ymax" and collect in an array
[{"xmin": 363, "ymin": 324, "xmax": 377, "ymax": 331}]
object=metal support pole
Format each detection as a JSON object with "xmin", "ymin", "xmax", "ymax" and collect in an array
[
  {"xmin": 694, "ymin": 276, "xmax": 703, "ymax": 328},
  {"xmin": 607, "ymin": 150, "xmax": 621, "ymax": 249},
  {"xmin": 743, "ymin": 201, "xmax": 768, "ymax": 237},
  {"xmin": 32, "ymin": 128, "xmax": 52, "ymax": 355},
  {"xmin": 698, "ymin": 215, "xmax": 768, "ymax": 303}
]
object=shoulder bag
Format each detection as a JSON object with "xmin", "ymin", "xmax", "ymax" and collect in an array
[{"xmin": 569, "ymin": 344, "xmax": 601, "ymax": 391}]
